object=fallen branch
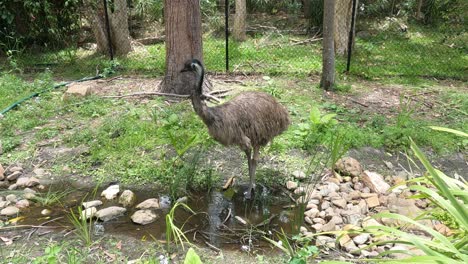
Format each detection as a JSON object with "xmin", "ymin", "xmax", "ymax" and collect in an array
[
  {"xmin": 204, "ymin": 241, "xmax": 221, "ymax": 253},
  {"xmin": 290, "ymin": 38, "xmax": 322, "ymax": 46},
  {"xmin": 103, "ymin": 91, "xmax": 189, "ymax": 99},
  {"xmin": 347, "ymin": 97, "xmax": 369, "ymax": 107}
]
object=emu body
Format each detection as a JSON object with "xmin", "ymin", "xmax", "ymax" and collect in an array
[{"xmin": 182, "ymin": 59, "xmax": 290, "ymax": 198}]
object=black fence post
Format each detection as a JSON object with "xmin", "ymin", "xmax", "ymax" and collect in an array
[
  {"xmin": 225, "ymin": 0, "xmax": 229, "ymax": 72},
  {"xmin": 103, "ymin": 0, "xmax": 114, "ymax": 61},
  {"xmin": 346, "ymin": 0, "xmax": 358, "ymax": 73}
]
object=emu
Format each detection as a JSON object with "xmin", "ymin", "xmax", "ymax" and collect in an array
[{"xmin": 181, "ymin": 59, "xmax": 290, "ymax": 199}]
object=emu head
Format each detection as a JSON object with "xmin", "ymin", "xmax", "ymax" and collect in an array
[{"xmin": 181, "ymin": 59, "xmax": 204, "ymax": 96}]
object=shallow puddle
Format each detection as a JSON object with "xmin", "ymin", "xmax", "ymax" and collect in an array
[{"xmin": 15, "ymin": 183, "xmax": 301, "ymax": 251}]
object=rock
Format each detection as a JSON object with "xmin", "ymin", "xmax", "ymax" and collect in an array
[
  {"xmin": 81, "ymin": 207, "xmax": 97, "ymax": 220},
  {"xmin": 389, "ymin": 245, "xmax": 410, "ymax": 259},
  {"xmin": 339, "ymin": 235, "xmax": 352, "ymax": 247},
  {"xmin": 176, "ymin": 196, "xmax": 188, "ymax": 203},
  {"xmin": 0, "ymin": 181, "xmax": 8, "ymax": 188},
  {"xmin": 335, "ymin": 157, "xmax": 363, "ymax": 177},
  {"xmin": 362, "ymin": 217, "xmax": 382, "ymax": 228},
  {"xmin": 286, "ymin": 181, "xmax": 298, "ymax": 190},
  {"xmin": 136, "ymin": 198, "xmax": 160, "ymax": 210},
  {"xmin": 292, "ymin": 170, "xmax": 306, "ymax": 180},
  {"xmin": 330, "ymin": 215, "xmax": 343, "ymax": 225},
  {"xmin": 41, "ymin": 209, "xmax": 52, "ymax": 216},
  {"xmin": 434, "ymin": 223, "xmax": 453, "ymax": 236},
  {"xmin": 101, "ymin": 185, "xmax": 120, "ymax": 200},
  {"xmin": 361, "ymin": 171, "xmax": 390, "ymax": 194},
  {"xmin": 311, "ymin": 223, "xmax": 323, "ymax": 232},
  {"xmin": 315, "ymin": 235, "xmax": 335, "ymax": 247},
  {"xmin": 95, "ymin": 206, "xmax": 127, "ymax": 222},
  {"xmin": 33, "ymin": 168, "xmax": 46, "ymax": 176},
  {"xmin": 9, "ymin": 166, "xmax": 23, "ymax": 173},
  {"xmin": 343, "ymin": 224, "xmax": 359, "ymax": 232},
  {"xmin": 306, "ymin": 202, "xmax": 318, "ymax": 210},
  {"xmin": 300, "ymin": 226, "xmax": 308, "ymax": 234},
  {"xmin": 24, "ymin": 193, "xmax": 36, "ymax": 200},
  {"xmin": 6, "ymin": 194, "xmax": 17, "ymax": 202},
  {"xmin": 16, "ymin": 177, "xmax": 40, "ymax": 187},
  {"xmin": 331, "ymin": 198, "xmax": 347, "ymax": 209},
  {"xmin": 23, "ymin": 188, "xmax": 36, "ymax": 194},
  {"xmin": 353, "ymin": 233, "xmax": 370, "ymax": 245},
  {"xmin": 360, "ymin": 193, "xmax": 377, "ymax": 198},
  {"xmin": 366, "ymin": 196, "xmax": 380, "ymax": 208},
  {"xmin": 235, "ymin": 216, "xmax": 248, "ymax": 225},
  {"xmin": 0, "ymin": 163, "xmax": 4, "ymax": 180},
  {"xmin": 322, "ymin": 220, "xmax": 337, "ymax": 232},
  {"xmin": 82, "ymin": 200, "xmax": 103, "ymax": 209},
  {"xmin": 387, "ymin": 196, "xmax": 422, "ymax": 219},
  {"xmin": 8, "ymin": 184, "xmax": 18, "ymax": 190},
  {"xmin": 118, "ymin": 190, "xmax": 136, "ymax": 207},
  {"xmin": 64, "ymin": 82, "xmax": 94, "ymax": 98},
  {"xmin": 343, "ymin": 241, "xmax": 359, "ymax": 255},
  {"xmin": 304, "ymin": 208, "xmax": 319, "ymax": 218},
  {"xmin": 321, "ymin": 201, "xmax": 330, "ymax": 210},
  {"xmin": 313, "ymin": 218, "xmax": 325, "ymax": 224},
  {"xmin": 305, "ymin": 216, "xmax": 313, "ymax": 225},
  {"xmin": 343, "ymin": 176, "xmax": 352, "ymax": 182},
  {"xmin": 353, "ymin": 182, "xmax": 363, "ymax": 191},
  {"xmin": 339, "ymin": 182, "xmax": 354, "ymax": 193},
  {"xmin": 308, "ymin": 199, "xmax": 320, "ymax": 205},
  {"xmin": 0, "ymin": 201, "xmax": 9, "ymax": 208},
  {"xmin": 16, "ymin": 199, "xmax": 30, "ymax": 208},
  {"xmin": 358, "ymin": 199, "xmax": 368, "ymax": 214},
  {"xmin": 131, "ymin": 210, "xmax": 158, "ymax": 225},
  {"xmin": 1, "ymin": 206, "xmax": 20, "ymax": 216},
  {"xmin": 348, "ymin": 191, "xmax": 361, "ymax": 200},
  {"xmin": 159, "ymin": 195, "xmax": 171, "ymax": 209},
  {"xmin": 294, "ymin": 187, "xmax": 305, "ymax": 195},
  {"xmin": 7, "ymin": 171, "xmax": 21, "ymax": 181},
  {"xmin": 327, "ymin": 182, "xmax": 340, "ymax": 193}
]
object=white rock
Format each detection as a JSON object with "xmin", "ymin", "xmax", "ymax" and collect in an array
[
  {"xmin": 1, "ymin": 206, "xmax": 19, "ymax": 216},
  {"xmin": 304, "ymin": 208, "xmax": 319, "ymax": 218},
  {"xmin": 95, "ymin": 206, "xmax": 126, "ymax": 222},
  {"xmin": 331, "ymin": 198, "xmax": 347, "ymax": 209},
  {"xmin": 315, "ymin": 235, "xmax": 335, "ymax": 247},
  {"xmin": 82, "ymin": 200, "xmax": 103, "ymax": 209},
  {"xmin": 353, "ymin": 233, "xmax": 370, "ymax": 245},
  {"xmin": 7, "ymin": 171, "xmax": 21, "ymax": 181},
  {"xmin": 136, "ymin": 198, "xmax": 160, "ymax": 210},
  {"xmin": 362, "ymin": 217, "xmax": 382, "ymax": 228},
  {"xmin": 16, "ymin": 199, "xmax": 30, "ymax": 208},
  {"xmin": 81, "ymin": 207, "xmax": 97, "ymax": 220},
  {"xmin": 6, "ymin": 194, "xmax": 17, "ymax": 202},
  {"xmin": 16, "ymin": 177, "xmax": 40, "ymax": 187},
  {"xmin": 292, "ymin": 170, "xmax": 306, "ymax": 180},
  {"xmin": 101, "ymin": 185, "xmax": 120, "ymax": 200},
  {"xmin": 362, "ymin": 171, "xmax": 390, "ymax": 194},
  {"xmin": 0, "ymin": 163, "xmax": 4, "ymax": 180},
  {"xmin": 294, "ymin": 187, "xmax": 306, "ymax": 195},
  {"xmin": 335, "ymin": 157, "xmax": 363, "ymax": 177},
  {"xmin": 41, "ymin": 209, "xmax": 52, "ymax": 216},
  {"xmin": 119, "ymin": 190, "xmax": 136, "ymax": 207},
  {"xmin": 286, "ymin": 181, "xmax": 298, "ymax": 190},
  {"xmin": 131, "ymin": 210, "xmax": 159, "ymax": 225},
  {"xmin": 389, "ymin": 245, "xmax": 410, "ymax": 259}
]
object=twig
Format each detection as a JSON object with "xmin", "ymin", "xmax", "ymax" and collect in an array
[
  {"xmin": 347, "ymin": 97, "xmax": 369, "ymax": 107},
  {"xmin": 207, "ymin": 88, "xmax": 234, "ymax": 95},
  {"xmin": 290, "ymin": 38, "xmax": 322, "ymax": 46},
  {"xmin": 27, "ymin": 216, "xmax": 64, "ymax": 239},
  {"xmin": 103, "ymin": 91, "xmax": 190, "ymax": 99},
  {"xmin": 254, "ymin": 214, "xmax": 277, "ymax": 228},
  {"xmin": 222, "ymin": 208, "xmax": 232, "ymax": 225},
  {"xmin": 204, "ymin": 241, "xmax": 221, "ymax": 253}
]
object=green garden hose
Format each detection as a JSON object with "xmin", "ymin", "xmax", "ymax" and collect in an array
[{"xmin": 0, "ymin": 75, "xmax": 102, "ymax": 116}]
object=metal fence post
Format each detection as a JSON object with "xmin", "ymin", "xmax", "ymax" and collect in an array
[
  {"xmin": 103, "ymin": 0, "xmax": 114, "ymax": 61},
  {"xmin": 225, "ymin": 0, "xmax": 229, "ymax": 72},
  {"xmin": 346, "ymin": 0, "xmax": 358, "ymax": 72}
]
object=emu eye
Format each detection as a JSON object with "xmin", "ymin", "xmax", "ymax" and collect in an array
[{"xmin": 190, "ymin": 63, "xmax": 196, "ymax": 69}]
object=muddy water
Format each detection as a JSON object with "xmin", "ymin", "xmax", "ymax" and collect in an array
[{"xmin": 18, "ymin": 183, "xmax": 301, "ymax": 251}]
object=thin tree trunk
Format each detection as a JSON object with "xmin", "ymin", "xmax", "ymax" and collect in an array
[
  {"xmin": 109, "ymin": 0, "xmax": 132, "ymax": 56},
  {"xmin": 334, "ymin": 0, "xmax": 354, "ymax": 56},
  {"xmin": 161, "ymin": 0, "xmax": 204, "ymax": 94},
  {"xmin": 416, "ymin": 0, "xmax": 424, "ymax": 20},
  {"xmin": 233, "ymin": 0, "xmax": 247, "ymax": 41},
  {"xmin": 321, "ymin": 0, "xmax": 336, "ymax": 91}
]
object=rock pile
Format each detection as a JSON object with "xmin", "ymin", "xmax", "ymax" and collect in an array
[{"xmin": 287, "ymin": 157, "xmax": 442, "ymax": 259}]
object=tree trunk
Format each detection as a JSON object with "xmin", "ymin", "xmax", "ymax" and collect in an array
[
  {"xmin": 321, "ymin": 0, "xmax": 336, "ymax": 91},
  {"xmin": 303, "ymin": 0, "xmax": 311, "ymax": 19},
  {"xmin": 416, "ymin": 0, "xmax": 424, "ymax": 20},
  {"xmin": 334, "ymin": 0, "xmax": 355, "ymax": 56},
  {"xmin": 233, "ymin": 0, "xmax": 247, "ymax": 41},
  {"xmin": 84, "ymin": 0, "xmax": 132, "ymax": 56},
  {"xmin": 109, "ymin": 0, "xmax": 132, "ymax": 56},
  {"xmin": 161, "ymin": 0, "xmax": 204, "ymax": 94}
]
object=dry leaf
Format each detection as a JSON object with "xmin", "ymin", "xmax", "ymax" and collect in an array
[{"xmin": 0, "ymin": 236, "xmax": 13, "ymax": 246}]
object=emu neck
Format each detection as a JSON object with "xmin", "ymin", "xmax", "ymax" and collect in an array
[{"xmin": 191, "ymin": 68, "xmax": 214, "ymax": 125}]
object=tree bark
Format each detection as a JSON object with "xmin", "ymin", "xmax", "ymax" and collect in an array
[
  {"xmin": 233, "ymin": 0, "xmax": 247, "ymax": 41},
  {"xmin": 321, "ymin": 0, "xmax": 336, "ymax": 91},
  {"xmin": 334, "ymin": 0, "xmax": 356, "ymax": 56},
  {"xmin": 109, "ymin": 0, "xmax": 132, "ymax": 56},
  {"xmin": 161, "ymin": 0, "xmax": 204, "ymax": 94},
  {"xmin": 416, "ymin": 0, "xmax": 424, "ymax": 20},
  {"xmin": 84, "ymin": 0, "xmax": 132, "ymax": 56}
]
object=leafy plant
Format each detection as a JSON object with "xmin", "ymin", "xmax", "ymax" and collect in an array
[
  {"xmin": 67, "ymin": 206, "xmax": 94, "ymax": 247},
  {"xmin": 165, "ymin": 202, "xmax": 196, "ymax": 252},
  {"xmin": 295, "ymin": 106, "xmax": 338, "ymax": 150},
  {"xmin": 33, "ymin": 244, "xmax": 62, "ymax": 264},
  {"xmin": 31, "ymin": 188, "xmax": 72, "ymax": 206},
  {"xmin": 264, "ymin": 229, "xmax": 319, "ymax": 264},
  {"xmin": 183, "ymin": 248, "xmax": 203, "ymax": 264}
]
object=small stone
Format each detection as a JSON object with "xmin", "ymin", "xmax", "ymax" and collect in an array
[
  {"xmin": 131, "ymin": 210, "xmax": 159, "ymax": 225},
  {"xmin": 292, "ymin": 170, "xmax": 306, "ymax": 180},
  {"xmin": 349, "ymin": 191, "xmax": 361, "ymax": 200},
  {"xmin": 294, "ymin": 187, "xmax": 305, "ymax": 195},
  {"xmin": 23, "ymin": 193, "xmax": 35, "ymax": 200},
  {"xmin": 305, "ymin": 216, "xmax": 313, "ymax": 225},
  {"xmin": 0, "ymin": 201, "xmax": 9, "ymax": 208},
  {"xmin": 8, "ymin": 184, "xmax": 18, "ymax": 190},
  {"xmin": 362, "ymin": 217, "xmax": 382, "ymax": 228},
  {"xmin": 1, "ymin": 206, "xmax": 20, "ymax": 216},
  {"xmin": 311, "ymin": 223, "xmax": 323, "ymax": 232},
  {"xmin": 360, "ymin": 192, "xmax": 378, "ymax": 198},
  {"xmin": 353, "ymin": 182, "xmax": 363, "ymax": 191},
  {"xmin": 343, "ymin": 176, "xmax": 352, "ymax": 182},
  {"xmin": 101, "ymin": 185, "xmax": 120, "ymax": 200},
  {"xmin": 338, "ymin": 235, "xmax": 352, "ymax": 247},
  {"xmin": 33, "ymin": 168, "xmax": 46, "ymax": 176},
  {"xmin": 16, "ymin": 177, "xmax": 40, "ymax": 187},
  {"xmin": 366, "ymin": 196, "xmax": 380, "ymax": 208},
  {"xmin": 306, "ymin": 202, "xmax": 318, "ymax": 209},
  {"xmin": 334, "ymin": 157, "xmax": 363, "ymax": 177},
  {"xmin": 41, "ymin": 209, "xmax": 52, "ymax": 216},
  {"xmin": 23, "ymin": 188, "xmax": 36, "ymax": 194},
  {"xmin": 339, "ymin": 182, "xmax": 354, "ymax": 193},
  {"xmin": 313, "ymin": 218, "xmax": 325, "ymax": 224},
  {"xmin": 383, "ymin": 161, "xmax": 394, "ymax": 169},
  {"xmin": 353, "ymin": 233, "xmax": 370, "ymax": 245},
  {"xmin": 322, "ymin": 221, "xmax": 336, "ymax": 232},
  {"xmin": 81, "ymin": 207, "xmax": 97, "ymax": 220},
  {"xmin": 286, "ymin": 181, "xmax": 298, "ymax": 190},
  {"xmin": 16, "ymin": 199, "xmax": 30, "ymax": 208},
  {"xmin": 362, "ymin": 171, "xmax": 390, "ymax": 194},
  {"xmin": 321, "ymin": 201, "xmax": 330, "ymax": 210},
  {"xmin": 64, "ymin": 82, "xmax": 94, "ymax": 98},
  {"xmin": 6, "ymin": 194, "xmax": 17, "ymax": 202},
  {"xmin": 308, "ymin": 199, "xmax": 320, "ymax": 205},
  {"xmin": 327, "ymin": 182, "xmax": 340, "ymax": 193},
  {"xmin": 343, "ymin": 241, "xmax": 359, "ymax": 255},
  {"xmin": 389, "ymin": 245, "xmax": 410, "ymax": 259},
  {"xmin": 7, "ymin": 171, "xmax": 21, "ymax": 181},
  {"xmin": 315, "ymin": 235, "xmax": 335, "ymax": 247},
  {"xmin": 358, "ymin": 199, "xmax": 368, "ymax": 214},
  {"xmin": 304, "ymin": 208, "xmax": 319, "ymax": 218},
  {"xmin": 330, "ymin": 215, "xmax": 343, "ymax": 225},
  {"xmin": 95, "ymin": 206, "xmax": 126, "ymax": 222},
  {"xmin": 118, "ymin": 190, "xmax": 136, "ymax": 207},
  {"xmin": 82, "ymin": 200, "xmax": 103, "ymax": 209},
  {"xmin": 9, "ymin": 166, "xmax": 23, "ymax": 173},
  {"xmin": 331, "ymin": 198, "xmax": 347, "ymax": 209},
  {"xmin": 300, "ymin": 226, "xmax": 308, "ymax": 234},
  {"xmin": 136, "ymin": 198, "xmax": 160, "ymax": 210},
  {"xmin": 343, "ymin": 224, "xmax": 359, "ymax": 232}
]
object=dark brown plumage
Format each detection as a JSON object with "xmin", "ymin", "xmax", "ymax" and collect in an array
[{"xmin": 182, "ymin": 59, "xmax": 290, "ymax": 198}]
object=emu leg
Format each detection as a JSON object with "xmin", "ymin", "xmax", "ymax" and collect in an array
[
  {"xmin": 250, "ymin": 146, "xmax": 260, "ymax": 192},
  {"xmin": 244, "ymin": 148, "xmax": 254, "ymax": 199}
]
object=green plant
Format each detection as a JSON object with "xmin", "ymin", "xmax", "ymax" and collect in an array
[
  {"xmin": 294, "ymin": 106, "xmax": 338, "ymax": 150},
  {"xmin": 183, "ymin": 248, "xmax": 203, "ymax": 264},
  {"xmin": 33, "ymin": 244, "xmax": 62, "ymax": 264},
  {"xmin": 67, "ymin": 206, "xmax": 94, "ymax": 247},
  {"xmin": 264, "ymin": 229, "xmax": 319, "ymax": 264},
  {"xmin": 31, "ymin": 188, "xmax": 72, "ymax": 206},
  {"xmin": 165, "ymin": 202, "xmax": 196, "ymax": 252}
]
